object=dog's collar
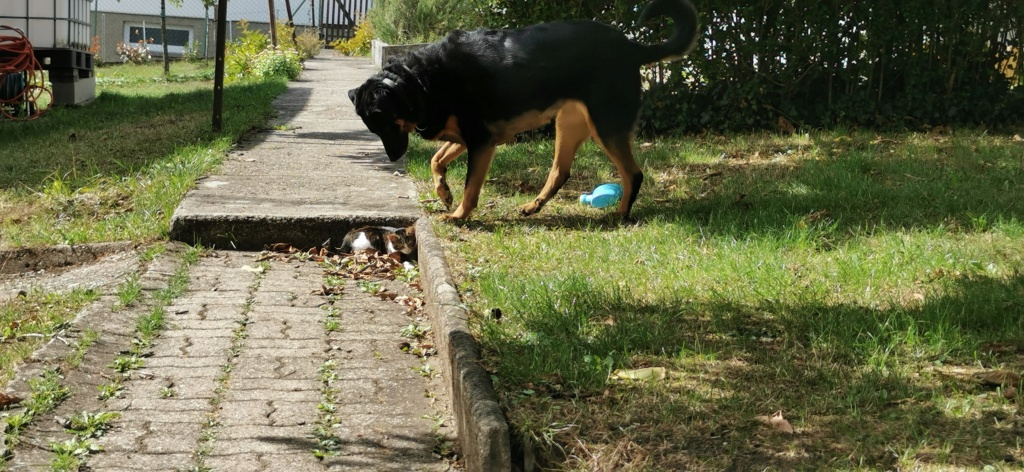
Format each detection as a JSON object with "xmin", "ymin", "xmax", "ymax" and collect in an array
[{"xmin": 381, "ymin": 78, "xmax": 398, "ymax": 88}]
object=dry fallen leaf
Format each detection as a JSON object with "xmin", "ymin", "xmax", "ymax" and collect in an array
[
  {"xmin": 1003, "ymin": 386, "xmax": 1018, "ymax": 400},
  {"xmin": 0, "ymin": 392, "xmax": 23, "ymax": 408},
  {"xmin": 241, "ymin": 265, "xmax": 265, "ymax": 274},
  {"xmin": 611, "ymin": 367, "xmax": 667, "ymax": 381},
  {"xmin": 755, "ymin": 410, "xmax": 795, "ymax": 434},
  {"xmin": 975, "ymin": 370, "xmax": 1021, "ymax": 387},
  {"xmin": 265, "ymin": 243, "xmax": 297, "ymax": 253}
]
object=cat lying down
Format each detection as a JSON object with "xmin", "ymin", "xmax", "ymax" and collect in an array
[{"xmin": 340, "ymin": 225, "xmax": 417, "ymax": 263}]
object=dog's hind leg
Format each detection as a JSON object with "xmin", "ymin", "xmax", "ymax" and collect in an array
[
  {"xmin": 590, "ymin": 132, "xmax": 642, "ymax": 222},
  {"xmin": 586, "ymin": 72, "xmax": 645, "ymax": 222},
  {"xmin": 444, "ymin": 144, "xmax": 497, "ymax": 220},
  {"xmin": 430, "ymin": 141, "xmax": 465, "ymax": 210},
  {"xmin": 519, "ymin": 101, "xmax": 592, "ymax": 216}
]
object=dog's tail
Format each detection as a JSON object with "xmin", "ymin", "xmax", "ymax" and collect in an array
[{"xmin": 636, "ymin": 0, "xmax": 699, "ymax": 64}]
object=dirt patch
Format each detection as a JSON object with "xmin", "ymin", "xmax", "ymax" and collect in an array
[
  {"xmin": 0, "ymin": 242, "xmax": 137, "ymax": 275},
  {"xmin": 0, "ymin": 243, "xmax": 140, "ymax": 299}
]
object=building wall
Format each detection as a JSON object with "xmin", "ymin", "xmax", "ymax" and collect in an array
[{"xmin": 93, "ymin": 12, "xmax": 274, "ymax": 63}]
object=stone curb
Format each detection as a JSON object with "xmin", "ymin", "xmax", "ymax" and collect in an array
[
  {"xmin": 0, "ymin": 241, "xmax": 137, "ymax": 274},
  {"xmin": 416, "ymin": 218, "xmax": 512, "ymax": 472}
]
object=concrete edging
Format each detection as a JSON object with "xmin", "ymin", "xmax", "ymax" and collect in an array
[
  {"xmin": 371, "ymin": 39, "xmax": 430, "ymax": 69},
  {"xmin": 416, "ymin": 217, "xmax": 512, "ymax": 472}
]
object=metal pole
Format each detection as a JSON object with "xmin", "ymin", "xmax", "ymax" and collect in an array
[
  {"xmin": 283, "ymin": 0, "xmax": 295, "ymax": 42},
  {"xmin": 161, "ymin": 0, "xmax": 169, "ymax": 75},
  {"xmin": 268, "ymin": 0, "xmax": 278, "ymax": 48},
  {"xmin": 204, "ymin": 5, "xmax": 209, "ymax": 58},
  {"xmin": 213, "ymin": 0, "xmax": 228, "ymax": 132}
]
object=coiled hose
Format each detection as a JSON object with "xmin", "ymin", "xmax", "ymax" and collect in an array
[{"xmin": 0, "ymin": 25, "xmax": 51, "ymax": 120}]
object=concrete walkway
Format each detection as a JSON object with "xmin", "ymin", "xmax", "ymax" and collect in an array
[
  {"xmin": 2, "ymin": 55, "xmax": 467, "ymax": 471},
  {"xmin": 170, "ymin": 55, "xmax": 422, "ymax": 250}
]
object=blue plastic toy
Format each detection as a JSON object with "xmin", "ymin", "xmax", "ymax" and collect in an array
[{"xmin": 579, "ymin": 183, "xmax": 623, "ymax": 209}]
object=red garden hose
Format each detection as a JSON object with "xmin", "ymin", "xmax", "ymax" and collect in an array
[{"xmin": 0, "ymin": 25, "xmax": 52, "ymax": 120}]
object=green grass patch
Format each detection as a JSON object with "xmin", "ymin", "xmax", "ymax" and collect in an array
[
  {"xmin": 410, "ymin": 129, "xmax": 1024, "ymax": 470},
  {"xmin": 0, "ymin": 290, "xmax": 98, "ymax": 385},
  {"xmin": 0, "ymin": 62, "xmax": 287, "ymax": 248}
]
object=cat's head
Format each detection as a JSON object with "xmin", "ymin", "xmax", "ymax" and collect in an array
[{"xmin": 386, "ymin": 225, "xmax": 417, "ymax": 255}]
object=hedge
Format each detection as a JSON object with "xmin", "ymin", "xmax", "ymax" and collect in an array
[{"xmin": 370, "ymin": 0, "xmax": 1024, "ymax": 133}]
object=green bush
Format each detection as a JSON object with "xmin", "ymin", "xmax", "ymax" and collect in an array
[
  {"xmin": 275, "ymin": 21, "xmax": 324, "ymax": 60},
  {"xmin": 293, "ymin": 27, "xmax": 326, "ymax": 60},
  {"xmin": 225, "ymin": 20, "xmax": 270, "ymax": 81},
  {"xmin": 367, "ymin": 0, "xmax": 485, "ymax": 44},
  {"xmin": 253, "ymin": 49, "xmax": 302, "ymax": 80},
  {"xmin": 332, "ymin": 19, "xmax": 373, "ymax": 56}
]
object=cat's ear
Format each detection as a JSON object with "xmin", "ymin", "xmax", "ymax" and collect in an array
[{"xmin": 405, "ymin": 225, "xmax": 416, "ymax": 236}]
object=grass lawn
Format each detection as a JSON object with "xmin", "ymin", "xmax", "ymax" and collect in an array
[
  {"xmin": 0, "ymin": 61, "xmax": 286, "ymax": 248},
  {"xmin": 406, "ymin": 129, "xmax": 1024, "ymax": 470}
]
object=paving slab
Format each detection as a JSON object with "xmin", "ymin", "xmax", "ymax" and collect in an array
[{"xmin": 169, "ymin": 55, "xmax": 421, "ymax": 250}]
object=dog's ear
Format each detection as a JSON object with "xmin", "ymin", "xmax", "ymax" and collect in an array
[{"xmin": 348, "ymin": 88, "xmax": 358, "ymax": 105}]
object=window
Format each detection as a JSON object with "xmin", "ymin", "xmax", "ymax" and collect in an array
[{"xmin": 124, "ymin": 24, "xmax": 192, "ymax": 55}]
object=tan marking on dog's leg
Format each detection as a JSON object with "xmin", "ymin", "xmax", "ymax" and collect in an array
[
  {"xmin": 519, "ymin": 102, "xmax": 592, "ymax": 216},
  {"xmin": 444, "ymin": 145, "xmax": 497, "ymax": 220},
  {"xmin": 591, "ymin": 132, "xmax": 643, "ymax": 221},
  {"xmin": 430, "ymin": 142, "xmax": 465, "ymax": 210}
]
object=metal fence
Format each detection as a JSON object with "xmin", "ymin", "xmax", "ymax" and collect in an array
[{"xmin": 319, "ymin": 0, "xmax": 371, "ymax": 44}]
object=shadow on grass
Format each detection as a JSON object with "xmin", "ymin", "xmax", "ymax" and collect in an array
[
  {"xmin": 481, "ymin": 272, "xmax": 1024, "ymax": 470},
  {"xmin": 0, "ymin": 79, "xmax": 292, "ymax": 190}
]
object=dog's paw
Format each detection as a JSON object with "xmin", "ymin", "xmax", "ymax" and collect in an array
[
  {"xmin": 517, "ymin": 200, "xmax": 543, "ymax": 216},
  {"xmin": 438, "ymin": 213, "xmax": 469, "ymax": 223}
]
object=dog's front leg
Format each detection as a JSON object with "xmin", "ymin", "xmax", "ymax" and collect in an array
[
  {"xmin": 443, "ymin": 144, "xmax": 497, "ymax": 221},
  {"xmin": 430, "ymin": 142, "xmax": 465, "ymax": 210},
  {"xmin": 520, "ymin": 102, "xmax": 591, "ymax": 216}
]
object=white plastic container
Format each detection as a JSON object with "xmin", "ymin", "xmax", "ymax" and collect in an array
[{"xmin": 0, "ymin": 0, "xmax": 93, "ymax": 50}]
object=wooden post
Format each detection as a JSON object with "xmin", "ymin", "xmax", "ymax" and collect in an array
[
  {"xmin": 213, "ymin": 0, "xmax": 228, "ymax": 131},
  {"xmin": 268, "ymin": 0, "xmax": 278, "ymax": 48}
]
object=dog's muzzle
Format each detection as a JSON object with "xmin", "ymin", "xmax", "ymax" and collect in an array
[{"xmin": 378, "ymin": 127, "xmax": 409, "ymax": 162}]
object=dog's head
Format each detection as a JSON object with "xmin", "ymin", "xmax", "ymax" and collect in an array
[{"xmin": 348, "ymin": 70, "xmax": 422, "ymax": 161}]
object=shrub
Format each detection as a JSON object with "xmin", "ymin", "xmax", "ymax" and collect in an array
[
  {"xmin": 366, "ymin": 0, "xmax": 485, "ymax": 45},
  {"xmin": 274, "ymin": 21, "xmax": 324, "ymax": 60},
  {"xmin": 478, "ymin": 0, "xmax": 1024, "ymax": 132},
  {"xmin": 182, "ymin": 40, "xmax": 204, "ymax": 62},
  {"xmin": 115, "ymin": 39, "xmax": 151, "ymax": 64},
  {"xmin": 253, "ymin": 48, "xmax": 302, "ymax": 80},
  {"xmin": 89, "ymin": 35, "xmax": 101, "ymax": 57},
  {"xmin": 332, "ymin": 19, "xmax": 372, "ymax": 56},
  {"xmin": 293, "ymin": 27, "xmax": 325, "ymax": 60},
  {"xmin": 225, "ymin": 20, "xmax": 270, "ymax": 80}
]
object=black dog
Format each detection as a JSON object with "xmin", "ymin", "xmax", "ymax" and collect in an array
[{"xmin": 348, "ymin": 0, "xmax": 699, "ymax": 221}]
